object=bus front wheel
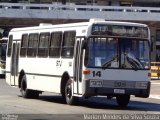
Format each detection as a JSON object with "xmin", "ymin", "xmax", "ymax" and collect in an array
[
  {"xmin": 116, "ymin": 95, "xmax": 130, "ymax": 107},
  {"xmin": 65, "ymin": 80, "xmax": 77, "ymax": 105}
]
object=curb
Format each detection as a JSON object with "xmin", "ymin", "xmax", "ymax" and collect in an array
[{"xmin": 149, "ymin": 95, "xmax": 160, "ymax": 99}]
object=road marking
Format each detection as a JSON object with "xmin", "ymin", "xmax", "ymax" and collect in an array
[{"xmin": 149, "ymin": 95, "xmax": 160, "ymax": 99}]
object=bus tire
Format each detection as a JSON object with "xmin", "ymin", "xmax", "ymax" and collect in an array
[
  {"xmin": 65, "ymin": 80, "xmax": 77, "ymax": 105},
  {"xmin": 116, "ymin": 95, "xmax": 130, "ymax": 107},
  {"xmin": 20, "ymin": 75, "xmax": 39, "ymax": 99}
]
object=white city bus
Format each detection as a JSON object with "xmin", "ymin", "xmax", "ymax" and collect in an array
[
  {"xmin": 6, "ymin": 19, "xmax": 151, "ymax": 107},
  {"xmin": 0, "ymin": 37, "xmax": 7, "ymax": 76}
]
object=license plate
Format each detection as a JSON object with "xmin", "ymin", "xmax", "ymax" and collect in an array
[{"xmin": 114, "ymin": 89, "xmax": 125, "ymax": 94}]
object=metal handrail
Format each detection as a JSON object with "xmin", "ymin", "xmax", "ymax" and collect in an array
[{"xmin": 1, "ymin": 3, "xmax": 160, "ymax": 13}]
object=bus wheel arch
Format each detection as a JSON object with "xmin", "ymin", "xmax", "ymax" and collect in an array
[
  {"xmin": 19, "ymin": 71, "xmax": 39, "ymax": 99},
  {"xmin": 60, "ymin": 72, "xmax": 70, "ymax": 98},
  {"xmin": 65, "ymin": 79, "xmax": 77, "ymax": 105},
  {"xmin": 20, "ymin": 74, "xmax": 30, "ymax": 98},
  {"xmin": 60, "ymin": 72, "xmax": 77, "ymax": 105},
  {"xmin": 18, "ymin": 70, "xmax": 25, "ymax": 88}
]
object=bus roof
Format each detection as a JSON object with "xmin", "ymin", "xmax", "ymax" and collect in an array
[{"xmin": 10, "ymin": 19, "xmax": 148, "ymax": 33}]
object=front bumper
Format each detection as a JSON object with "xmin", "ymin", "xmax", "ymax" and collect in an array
[{"xmin": 83, "ymin": 80, "xmax": 150, "ymax": 98}]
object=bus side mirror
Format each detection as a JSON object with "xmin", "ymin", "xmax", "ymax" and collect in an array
[{"xmin": 81, "ymin": 40, "xmax": 87, "ymax": 49}]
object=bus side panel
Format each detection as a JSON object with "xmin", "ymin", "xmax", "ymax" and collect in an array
[
  {"xmin": 27, "ymin": 75, "xmax": 61, "ymax": 93},
  {"xmin": 18, "ymin": 58, "xmax": 74, "ymax": 93}
]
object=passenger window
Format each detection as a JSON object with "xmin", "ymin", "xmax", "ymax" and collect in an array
[
  {"xmin": 49, "ymin": 32, "xmax": 62, "ymax": 57},
  {"xmin": 38, "ymin": 33, "xmax": 50, "ymax": 57},
  {"xmin": 7, "ymin": 35, "xmax": 13, "ymax": 57},
  {"xmin": 61, "ymin": 31, "xmax": 76, "ymax": 58},
  {"xmin": 20, "ymin": 34, "xmax": 28, "ymax": 57},
  {"xmin": 27, "ymin": 33, "xmax": 39, "ymax": 57}
]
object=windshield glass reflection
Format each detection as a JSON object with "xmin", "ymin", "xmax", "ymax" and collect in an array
[{"xmin": 85, "ymin": 37, "xmax": 150, "ymax": 70}]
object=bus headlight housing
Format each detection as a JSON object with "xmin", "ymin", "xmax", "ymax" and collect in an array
[
  {"xmin": 90, "ymin": 80, "xmax": 103, "ymax": 87},
  {"xmin": 135, "ymin": 82, "xmax": 148, "ymax": 89}
]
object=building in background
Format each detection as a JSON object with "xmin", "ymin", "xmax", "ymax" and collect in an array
[
  {"xmin": 0, "ymin": 0, "xmax": 160, "ymax": 61},
  {"xmin": 3, "ymin": 0, "xmax": 159, "ymax": 7},
  {"xmin": 1, "ymin": 0, "xmax": 160, "ymax": 7}
]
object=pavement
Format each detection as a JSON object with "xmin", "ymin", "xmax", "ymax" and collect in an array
[
  {"xmin": 1, "ymin": 78, "xmax": 160, "ymax": 99},
  {"xmin": 150, "ymin": 79, "xmax": 160, "ymax": 99}
]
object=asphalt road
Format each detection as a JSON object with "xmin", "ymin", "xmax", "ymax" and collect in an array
[{"xmin": 0, "ymin": 79, "xmax": 160, "ymax": 120}]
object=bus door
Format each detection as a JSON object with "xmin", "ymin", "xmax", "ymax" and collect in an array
[
  {"xmin": 10, "ymin": 41, "xmax": 20, "ymax": 86},
  {"xmin": 73, "ymin": 37, "xmax": 84, "ymax": 95}
]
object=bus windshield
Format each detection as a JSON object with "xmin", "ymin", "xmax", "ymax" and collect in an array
[{"xmin": 85, "ymin": 37, "xmax": 150, "ymax": 70}]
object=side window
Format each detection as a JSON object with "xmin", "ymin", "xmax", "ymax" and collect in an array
[
  {"xmin": 27, "ymin": 33, "xmax": 39, "ymax": 57},
  {"xmin": 38, "ymin": 33, "xmax": 50, "ymax": 57},
  {"xmin": 7, "ymin": 35, "xmax": 13, "ymax": 57},
  {"xmin": 20, "ymin": 34, "xmax": 28, "ymax": 57},
  {"xmin": 49, "ymin": 32, "xmax": 62, "ymax": 57},
  {"xmin": 61, "ymin": 31, "xmax": 76, "ymax": 58}
]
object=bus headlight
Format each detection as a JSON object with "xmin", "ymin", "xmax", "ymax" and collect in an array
[
  {"xmin": 135, "ymin": 82, "xmax": 148, "ymax": 89},
  {"xmin": 90, "ymin": 80, "xmax": 103, "ymax": 87}
]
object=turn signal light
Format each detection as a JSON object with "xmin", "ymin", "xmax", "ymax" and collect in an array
[{"xmin": 83, "ymin": 69, "xmax": 90, "ymax": 75}]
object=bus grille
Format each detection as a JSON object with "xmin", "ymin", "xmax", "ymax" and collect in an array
[{"xmin": 103, "ymin": 80, "xmax": 138, "ymax": 89}]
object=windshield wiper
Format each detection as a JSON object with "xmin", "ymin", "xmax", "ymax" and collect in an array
[
  {"xmin": 126, "ymin": 53, "xmax": 143, "ymax": 69},
  {"xmin": 102, "ymin": 55, "xmax": 118, "ymax": 69},
  {"xmin": 120, "ymin": 53, "xmax": 143, "ymax": 70}
]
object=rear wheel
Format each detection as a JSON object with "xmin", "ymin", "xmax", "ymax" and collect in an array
[
  {"xmin": 65, "ymin": 80, "xmax": 77, "ymax": 105},
  {"xmin": 116, "ymin": 95, "xmax": 130, "ymax": 107},
  {"xmin": 20, "ymin": 75, "xmax": 39, "ymax": 99}
]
